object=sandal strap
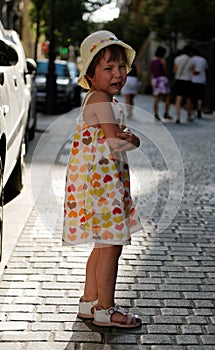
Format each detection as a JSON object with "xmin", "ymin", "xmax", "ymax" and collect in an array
[
  {"xmin": 108, "ymin": 304, "xmax": 128, "ymax": 315},
  {"xmin": 120, "ymin": 313, "xmax": 139, "ymax": 325},
  {"xmin": 95, "ymin": 304, "xmax": 139, "ymax": 326},
  {"xmin": 112, "ymin": 305, "xmax": 140, "ymax": 326}
]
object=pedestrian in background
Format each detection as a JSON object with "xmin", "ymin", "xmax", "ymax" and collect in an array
[
  {"xmin": 63, "ymin": 30, "xmax": 142, "ymax": 328},
  {"xmin": 151, "ymin": 46, "xmax": 172, "ymax": 122},
  {"xmin": 121, "ymin": 63, "xmax": 139, "ymax": 118},
  {"xmin": 190, "ymin": 47, "xmax": 208, "ymax": 119},
  {"xmin": 173, "ymin": 45, "xmax": 193, "ymax": 123}
]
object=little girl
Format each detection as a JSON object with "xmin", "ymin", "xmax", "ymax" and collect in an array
[{"xmin": 63, "ymin": 30, "xmax": 142, "ymax": 328}]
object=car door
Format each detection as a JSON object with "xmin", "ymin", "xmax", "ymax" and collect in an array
[{"xmin": 0, "ymin": 42, "xmax": 27, "ymax": 187}]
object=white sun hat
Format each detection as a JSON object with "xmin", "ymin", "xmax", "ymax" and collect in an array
[{"xmin": 77, "ymin": 30, "xmax": 136, "ymax": 89}]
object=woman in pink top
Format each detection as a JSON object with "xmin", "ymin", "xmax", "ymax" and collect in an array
[{"xmin": 151, "ymin": 46, "xmax": 172, "ymax": 122}]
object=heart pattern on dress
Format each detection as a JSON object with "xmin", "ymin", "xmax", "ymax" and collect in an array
[{"xmin": 63, "ymin": 96, "xmax": 142, "ymax": 246}]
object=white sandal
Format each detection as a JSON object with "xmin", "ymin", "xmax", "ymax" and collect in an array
[
  {"xmin": 77, "ymin": 298, "xmax": 98, "ymax": 319},
  {"xmin": 93, "ymin": 304, "xmax": 141, "ymax": 328}
]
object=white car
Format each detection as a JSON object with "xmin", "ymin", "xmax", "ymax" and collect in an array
[
  {"xmin": 0, "ymin": 22, "xmax": 36, "ymax": 260},
  {"xmin": 4, "ymin": 28, "xmax": 37, "ymax": 144}
]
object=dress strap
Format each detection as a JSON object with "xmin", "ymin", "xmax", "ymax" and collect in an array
[{"xmin": 81, "ymin": 91, "xmax": 97, "ymax": 110}]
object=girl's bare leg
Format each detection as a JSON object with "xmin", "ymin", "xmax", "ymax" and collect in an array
[
  {"xmin": 83, "ymin": 244, "xmax": 135, "ymax": 323},
  {"xmin": 96, "ymin": 244, "xmax": 124, "ymax": 323},
  {"xmin": 82, "ymin": 247, "xmax": 100, "ymax": 301},
  {"xmin": 96, "ymin": 245, "xmax": 122, "ymax": 308},
  {"xmin": 83, "ymin": 244, "xmax": 122, "ymax": 304}
]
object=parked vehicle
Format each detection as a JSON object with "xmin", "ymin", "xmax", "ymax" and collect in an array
[
  {"xmin": 35, "ymin": 59, "xmax": 75, "ymax": 111},
  {"xmin": 0, "ymin": 22, "xmax": 36, "ymax": 260},
  {"xmin": 25, "ymin": 58, "xmax": 37, "ymax": 141},
  {"xmin": 67, "ymin": 61, "xmax": 81, "ymax": 107},
  {"xmin": 4, "ymin": 29, "xmax": 37, "ymax": 143}
]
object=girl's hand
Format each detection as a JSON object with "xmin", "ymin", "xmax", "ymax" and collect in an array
[{"xmin": 115, "ymin": 129, "xmax": 140, "ymax": 151}]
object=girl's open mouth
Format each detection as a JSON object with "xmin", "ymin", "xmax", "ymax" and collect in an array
[{"xmin": 111, "ymin": 82, "xmax": 121, "ymax": 87}]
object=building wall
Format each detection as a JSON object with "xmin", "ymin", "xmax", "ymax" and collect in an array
[
  {"xmin": 21, "ymin": 0, "xmax": 35, "ymax": 58},
  {"xmin": 0, "ymin": 0, "xmax": 35, "ymax": 58}
]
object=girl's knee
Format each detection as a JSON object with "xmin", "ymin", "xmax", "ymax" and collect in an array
[
  {"xmin": 95, "ymin": 244, "xmax": 123, "ymax": 259},
  {"xmin": 104, "ymin": 245, "xmax": 122, "ymax": 259}
]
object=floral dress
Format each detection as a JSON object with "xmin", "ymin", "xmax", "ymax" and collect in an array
[{"xmin": 63, "ymin": 92, "xmax": 142, "ymax": 246}]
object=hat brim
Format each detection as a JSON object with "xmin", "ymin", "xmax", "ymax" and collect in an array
[{"xmin": 78, "ymin": 41, "xmax": 136, "ymax": 90}]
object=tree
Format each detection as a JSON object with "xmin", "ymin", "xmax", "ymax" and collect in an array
[
  {"xmin": 104, "ymin": 1, "xmax": 149, "ymax": 53},
  {"xmin": 29, "ymin": 0, "xmax": 47, "ymax": 60},
  {"xmin": 140, "ymin": 0, "xmax": 215, "ymax": 51},
  {"xmin": 28, "ymin": 0, "xmax": 112, "ymax": 59}
]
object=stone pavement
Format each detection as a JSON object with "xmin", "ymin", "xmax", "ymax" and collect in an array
[{"xmin": 0, "ymin": 95, "xmax": 214, "ymax": 349}]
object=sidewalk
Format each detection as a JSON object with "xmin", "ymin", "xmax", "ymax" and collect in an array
[{"xmin": 0, "ymin": 94, "xmax": 214, "ymax": 349}]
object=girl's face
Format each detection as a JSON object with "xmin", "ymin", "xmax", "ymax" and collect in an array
[{"xmin": 88, "ymin": 48, "xmax": 127, "ymax": 96}]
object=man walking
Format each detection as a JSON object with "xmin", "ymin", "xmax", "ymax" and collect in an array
[
  {"xmin": 190, "ymin": 47, "xmax": 208, "ymax": 118},
  {"xmin": 173, "ymin": 45, "xmax": 193, "ymax": 123}
]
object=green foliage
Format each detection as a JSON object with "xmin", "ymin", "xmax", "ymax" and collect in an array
[
  {"xmin": 28, "ymin": 0, "xmax": 112, "ymax": 50},
  {"xmin": 28, "ymin": 0, "xmax": 215, "ymax": 58},
  {"xmin": 104, "ymin": 13, "xmax": 149, "ymax": 53},
  {"xmin": 141, "ymin": 0, "xmax": 215, "ymax": 45}
]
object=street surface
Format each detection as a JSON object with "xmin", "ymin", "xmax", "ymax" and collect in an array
[{"xmin": 0, "ymin": 94, "xmax": 215, "ymax": 349}]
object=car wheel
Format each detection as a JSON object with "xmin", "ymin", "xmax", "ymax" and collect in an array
[
  {"xmin": 28, "ymin": 121, "xmax": 36, "ymax": 141},
  {"xmin": 25, "ymin": 104, "xmax": 35, "ymax": 153},
  {"xmin": 4, "ymin": 140, "xmax": 24, "ymax": 203},
  {"xmin": 28, "ymin": 101, "xmax": 37, "ymax": 141},
  {"xmin": 0, "ymin": 158, "xmax": 3, "ymax": 261}
]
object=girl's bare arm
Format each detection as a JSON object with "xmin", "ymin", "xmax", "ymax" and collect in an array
[{"xmin": 84, "ymin": 91, "xmax": 139, "ymax": 151}]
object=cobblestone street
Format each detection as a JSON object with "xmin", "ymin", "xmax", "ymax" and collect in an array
[{"xmin": 0, "ymin": 95, "xmax": 214, "ymax": 349}]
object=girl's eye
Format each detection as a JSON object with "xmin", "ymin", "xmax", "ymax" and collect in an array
[
  {"xmin": 120, "ymin": 64, "xmax": 126, "ymax": 69},
  {"xmin": 104, "ymin": 67, "xmax": 111, "ymax": 71}
]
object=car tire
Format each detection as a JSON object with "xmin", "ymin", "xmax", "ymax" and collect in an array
[
  {"xmin": 28, "ymin": 101, "xmax": 37, "ymax": 141},
  {"xmin": 25, "ymin": 103, "xmax": 36, "ymax": 153},
  {"xmin": 0, "ymin": 157, "xmax": 4, "ymax": 261},
  {"xmin": 28, "ymin": 121, "xmax": 36, "ymax": 141},
  {"xmin": 4, "ymin": 140, "xmax": 24, "ymax": 204}
]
